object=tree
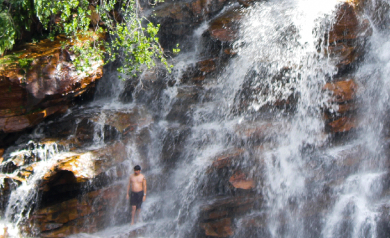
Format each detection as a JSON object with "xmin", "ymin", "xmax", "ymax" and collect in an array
[{"xmin": 0, "ymin": 0, "xmax": 174, "ymax": 75}]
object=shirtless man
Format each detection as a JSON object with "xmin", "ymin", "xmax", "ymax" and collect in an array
[{"xmin": 126, "ymin": 165, "xmax": 147, "ymax": 225}]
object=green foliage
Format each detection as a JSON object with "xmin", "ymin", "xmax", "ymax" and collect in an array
[
  {"xmin": 0, "ymin": 0, "xmax": 172, "ymax": 76},
  {"xmin": 0, "ymin": 11, "xmax": 15, "ymax": 54},
  {"xmin": 173, "ymin": 43, "xmax": 180, "ymax": 54},
  {"xmin": 18, "ymin": 57, "xmax": 33, "ymax": 69}
]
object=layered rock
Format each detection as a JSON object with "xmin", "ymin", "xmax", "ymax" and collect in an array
[
  {"xmin": 206, "ymin": 9, "xmax": 244, "ymax": 43},
  {"xmin": 326, "ymin": 2, "xmax": 372, "ymax": 72},
  {"xmin": 2, "ymin": 140, "xmax": 133, "ymax": 237},
  {"xmin": 0, "ymin": 104, "xmax": 155, "ymax": 237},
  {"xmin": 323, "ymin": 79, "xmax": 359, "ymax": 133},
  {"xmin": 0, "ymin": 35, "xmax": 104, "ymax": 145},
  {"xmin": 154, "ymin": 0, "xmax": 240, "ymax": 49},
  {"xmin": 323, "ymin": 2, "xmax": 371, "ymax": 133},
  {"xmin": 28, "ymin": 184, "xmax": 125, "ymax": 237},
  {"xmin": 199, "ymin": 196, "xmax": 260, "ymax": 237}
]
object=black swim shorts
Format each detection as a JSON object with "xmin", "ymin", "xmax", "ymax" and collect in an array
[{"xmin": 130, "ymin": 191, "xmax": 144, "ymax": 209}]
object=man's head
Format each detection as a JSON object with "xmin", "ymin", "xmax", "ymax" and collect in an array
[{"xmin": 134, "ymin": 165, "xmax": 141, "ymax": 175}]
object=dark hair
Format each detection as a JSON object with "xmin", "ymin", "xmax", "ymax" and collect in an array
[{"xmin": 134, "ymin": 165, "xmax": 141, "ymax": 171}]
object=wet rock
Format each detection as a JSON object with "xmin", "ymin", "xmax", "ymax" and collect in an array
[
  {"xmin": 232, "ymin": 66, "xmax": 298, "ymax": 114},
  {"xmin": 229, "ymin": 170, "xmax": 254, "ymax": 190},
  {"xmin": 0, "ymin": 141, "xmax": 128, "ymax": 214},
  {"xmin": 180, "ymin": 58, "xmax": 220, "ymax": 84},
  {"xmin": 327, "ymin": 116, "xmax": 357, "ymax": 133},
  {"xmin": 0, "ymin": 105, "xmax": 69, "ymax": 134},
  {"xmin": 323, "ymin": 79, "xmax": 358, "ymax": 103},
  {"xmin": 166, "ymin": 86, "xmax": 202, "ymax": 123},
  {"xmin": 201, "ymin": 218, "xmax": 234, "ymax": 237},
  {"xmin": 234, "ymin": 121, "xmax": 286, "ymax": 146},
  {"xmin": 199, "ymin": 195, "xmax": 261, "ymax": 237},
  {"xmin": 116, "ymin": 224, "xmax": 148, "ymax": 238},
  {"xmin": 240, "ymin": 213, "xmax": 267, "ymax": 228},
  {"xmin": 26, "ymin": 184, "xmax": 125, "ymax": 237},
  {"xmin": 39, "ymin": 106, "xmax": 153, "ymax": 148},
  {"xmin": 207, "ymin": 9, "xmax": 244, "ymax": 43},
  {"xmin": 160, "ymin": 125, "xmax": 190, "ymax": 166},
  {"xmin": 199, "ymin": 8, "xmax": 245, "ymax": 59},
  {"xmin": 197, "ymin": 58, "xmax": 218, "ymax": 74},
  {"xmin": 40, "ymin": 142, "xmax": 128, "ymax": 185},
  {"xmin": 0, "ymin": 35, "xmax": 104, "ymax": 136},
  {"xmin": 211, "ymin": 148, "xmax": 246, "ymax": 169},
  {"xmin": 323, "ymin": 79, "xmax": 359, "ymax": 133},
  {"xmin": 153, "ymin": 0, "xmax": 233, "ymax": 49},
  {"xmin": 91, "ymin": 108, "xmax": 154, "ymax": 134},
  {"xmin": 360, "ymin": 0, "xmax": 390, "ymax": 30},
  {"xmin": 327, "ymin": 3, "xmax": 372, "ymax": 71}
]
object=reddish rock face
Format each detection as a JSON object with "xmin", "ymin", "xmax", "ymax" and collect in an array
[
  {"xmin": 323, "ymin": 79, "xmax": 358, "ymax": 103},
  {"xmin": 27, "ymin": 184, "xmax": 125, "ymax": 237},
  {"xmin": 201, "ymin": 218, "xmax": 234, "ymax": 237},
  {"xmin": 211, "ymin": 148, "xmax": 245, "ymax": 169},
  {"xmin": 0, "ymin": 35, "xmax": 103, "ymax": 136},
  {"xmin": 207, "ymin": 9, "xmax": 244, "ymax": 43},
  {"xmin": 229, "ymin": 171, "xmax": 255, "ymax": 190},
  {"xmin": 328, "ymin": 116, "xmax": 357, "ymax": 133},
  {"xmin": 327, "ymin": 3, "xmax": 372, "ymax": 69},
  {"xmin": 4, "ymin": 141, "xmax": 130, "ymax": 237},
  {"xmin": 0, "ymin": 105, "xmax": 69, "ymax": 133},
  {"xmin": 323, "ymin": 79, "xmax": 359, "ymax": 133},
  {"xmin": 199, "ymin": 196, "xmax": 260, "ymax": 237}
]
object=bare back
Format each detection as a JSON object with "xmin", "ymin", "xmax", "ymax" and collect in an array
[{"xmin": 129, "ymin": 174, "xmax": 145, "ymax": 192}]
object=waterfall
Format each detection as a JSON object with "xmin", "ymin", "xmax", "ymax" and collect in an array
[
  {"xmin": 321, "ymin": 0, "xmax": 390, "ymax": 237},
  {"xmin": 2, "ymin": 0, "xmax": 390, "ymax": 237}
]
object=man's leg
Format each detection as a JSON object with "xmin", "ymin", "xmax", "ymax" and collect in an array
[
  {"xmin": 135, "ymin": 208, "xmax": 142, "ymax": 223},
  {"xmin": 131, "ymin": 205, "xmax": 137, "ymax": 225}
]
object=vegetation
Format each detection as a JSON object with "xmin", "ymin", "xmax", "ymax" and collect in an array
[{"xmin": 0, "ymin": 0, "xmax": 176, "ymax": 75}]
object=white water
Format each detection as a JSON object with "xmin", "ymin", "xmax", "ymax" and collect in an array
[
  {"xmin": 0, "ymin": 142, "xmax": 65, "ymax": 237},
  {"xmin": 321, "ymin": 0, "xmax": 390, "ymax": 237}
]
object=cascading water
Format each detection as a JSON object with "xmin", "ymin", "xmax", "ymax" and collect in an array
[
  {"xmin": 321, "ymin": 1, "xmax": 390, "ymax": 237},
  {"xmin": 147, "ymin": 0, "xmax": 343, "ymax": 237},
  {"xmin": 2, "ymin": 0, "xmax": 390, "ymax": 237}
]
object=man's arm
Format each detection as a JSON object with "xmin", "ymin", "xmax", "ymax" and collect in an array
[
  {"xmin": 126, "ymin": 176, "xmax": 131, "ymax": 199},
  {"xmin": 142, "ymin": 176, "xmax": 147, "ymax": 202}
]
